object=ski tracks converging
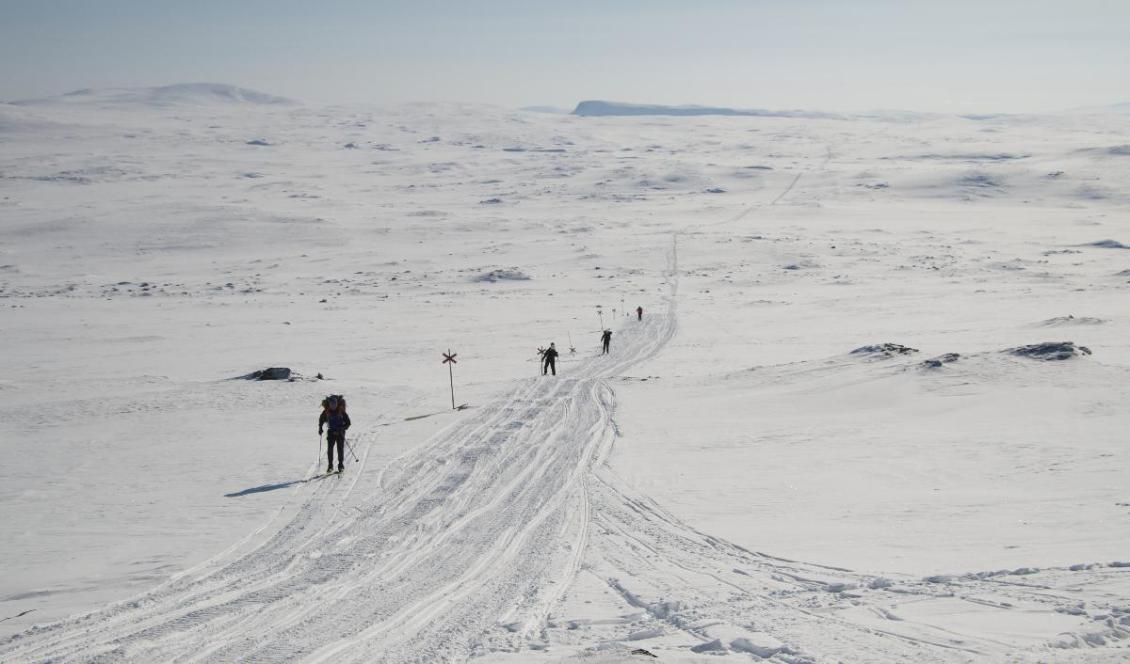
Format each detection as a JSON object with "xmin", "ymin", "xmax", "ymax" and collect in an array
[
  {"xmin": 1, "ymin": 248, "xmax": 681, "ymax": 663},
  {"xmin": 4, "ymin": 236, "xmax": 1119, "ymax": 663}
]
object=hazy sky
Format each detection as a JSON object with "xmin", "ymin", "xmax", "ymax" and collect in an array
[{"xmin": 2, "ymin": 0, "xmax": 1127, "ymax": 112}]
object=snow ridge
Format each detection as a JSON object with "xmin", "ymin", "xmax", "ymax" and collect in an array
[{"xmin": 13, "ymin": 83, "xmax": 296, "ymax": 108}]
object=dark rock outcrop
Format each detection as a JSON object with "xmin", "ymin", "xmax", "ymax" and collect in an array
[
  {"xmin": 1006, "ymin": 342, "xmax": 1091, "ymax": 361},
  {"xmin": 237, "ymin": 367, "xmax": 293, "ymax": 380},
  {"xmin": 921, "ymin": 353, "xmax": 960, "ymax": 368},
  {"xmin": 472, "ymin": 269, "xmax": 531, "ymax": 283},
  {"xmin": 851, "ymin": 343, "xmax": 919, "ymax": 358}
]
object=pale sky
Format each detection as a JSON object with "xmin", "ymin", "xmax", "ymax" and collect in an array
[{"xmin": 1, "ymin": 0, "xmax": 1127, "ymax": 113}]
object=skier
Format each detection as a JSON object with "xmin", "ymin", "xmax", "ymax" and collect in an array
[
  {"xmin": 601, "ymin": 329, "xmax": 612, "ymax": 354},
  {"xmin": 542, "ymin": 342, "xmax": 559, "ymax": 376},
  {"xmin": 318, "ymin": 395, "xmax": 351, "ymax": 473},
  {"xmin": 636, "ymin": 306, "xmax": 643, "ymax": 321}
]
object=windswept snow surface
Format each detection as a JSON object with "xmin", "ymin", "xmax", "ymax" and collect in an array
[{"xmin": 1, "ymin": 95, "xmax": 1129, "ymax": 662}]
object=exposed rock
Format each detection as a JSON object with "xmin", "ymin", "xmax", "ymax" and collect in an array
[
  {"xmin": 851, "ymin": 343, "xmax": 919, "ymax": 357},
  {"xmin": 472, "ymin": 268, "xmax": 531, "ymax": 283},
  {"xmin": 921, "ymin": 353, "xmax": 960, "ymax": 368},
  {"xmin": 1006, "ymin": 341, "xmax": 1091, "ymax": 361},
  {"xmin": 1039, "ymin": 315, "xmax": 1106, "ymax": 326},
  {"xmin": 236, "ymin": 367, "xmax": 292, "ymax": 380},
  {"xmin": 782, "ymin": 259, "xmax": 820, "ymax": 271}
]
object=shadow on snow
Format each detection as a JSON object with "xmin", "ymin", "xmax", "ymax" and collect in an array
[{"xmin": 224, "ymin": 475, "xmax": 332, "ymax": 498}]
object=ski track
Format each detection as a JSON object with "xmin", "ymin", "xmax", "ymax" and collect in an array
[{"xmin": 3, "ymin": 237, "xmax": 1127, "ymax": 663}]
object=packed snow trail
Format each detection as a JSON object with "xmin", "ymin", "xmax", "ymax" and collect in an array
[
  {"xmin": 1, "ymin": 252, "xmax": 680, "ymax": 662},
  {"xmin": 3, "ymin": 237, "xmax": 1125, "ymax": 663}
]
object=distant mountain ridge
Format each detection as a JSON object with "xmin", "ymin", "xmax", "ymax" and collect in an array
[
  {"xmin": 572, "ymin": 100, "xmax": 841, "ymax": 119},
  {"xmin": 573, "ymin": 99, "xmax": 1130, "ymax": 120},
  {"xmin": 14, "ymin": 83, "xmax": 296, "ymax": 107}
]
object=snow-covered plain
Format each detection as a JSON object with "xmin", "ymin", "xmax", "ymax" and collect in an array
[{"xmin": 1, "ymin": 85, "xmax": 1129, "ymax": 662}]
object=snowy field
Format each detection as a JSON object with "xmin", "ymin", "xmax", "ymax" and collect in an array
[{"xmin": 1, "ymin": 85, "xmax": 1129, "ymax": 662}]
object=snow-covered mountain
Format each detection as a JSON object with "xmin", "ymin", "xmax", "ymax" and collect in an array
[{"xmin": 12, "ymin": 83, "xmax": 296, "ymax": 108}]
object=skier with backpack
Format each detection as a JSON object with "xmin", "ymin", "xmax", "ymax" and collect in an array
[
  {"xmin": 601, "ymin": 329, "xmax": 612, "ymax": 355},
  {"xmin": 542, "ymin": 342, "xmax": 559, "ymax": 376},
  {"xmin": 318, "ymin": 395, "xmax": 351, "ymax": 473}
]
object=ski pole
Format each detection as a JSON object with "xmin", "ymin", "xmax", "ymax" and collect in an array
[
  {"xmin": 318, "ymin": 432, "xmax": 323, "ymax": 465},
  {"xmin": 344, "ymin": 435, "xmax": 360, "ymax": 462}
]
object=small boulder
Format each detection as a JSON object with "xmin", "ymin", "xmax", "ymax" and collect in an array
[
  {"xmin": 1039, "ymin": 315, "xmax": 1106, "ymax": 326},
  {"xmin": 921, "ymin": 353, "xmax": 960, "ymax": 368},
  {"xmin": 851, "ymin": 343, "xmax": 919, "ymax": 358},
  {"xmin": 472, "ymin": 268, "xmax": 531, "ymax": 283},
  {"xmin": 1006, "ymin": 342, "xmax": 1091, "ymax": 361},
  {"xmin": 237, "ymin": 367, "xmax": 292, "ymax": 381}
]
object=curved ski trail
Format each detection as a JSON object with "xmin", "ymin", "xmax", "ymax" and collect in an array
[
  {"xmin": 3, "ymin": 258, "xmax": 683, "ymax": 663},
  {"xmin": 4, "ymin": 238, "xmax": 1106, "ymax": 663}
]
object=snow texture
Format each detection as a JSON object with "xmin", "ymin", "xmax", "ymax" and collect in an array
[{"xmin": 1, "ymin": 87, "xmax": 1129, "ymax": 663}]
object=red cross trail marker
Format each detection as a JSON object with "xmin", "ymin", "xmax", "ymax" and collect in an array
[{"xmin": 442, "ymin": 349, "xmax": 458, "ymax": 410}]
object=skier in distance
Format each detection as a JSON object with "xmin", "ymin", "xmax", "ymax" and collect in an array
[
  {"xmin": 318, "ymin": 396, "xmax": 351, "ymax": 473},
  {"xmin": 601, "ymin": 329, "xmax": 612, "ymax": 355},
  {"xmin": 542, "ymin": 342, "xmax": 559, "ymax": 376},
  {"xmin": 636, "ymin": 306, "xmax": 643, "ymax": 321}
]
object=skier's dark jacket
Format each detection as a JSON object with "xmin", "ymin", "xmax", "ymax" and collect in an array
[
  {"xmin": 319, "ymin": 410, "xmax": 351, "ymax": 433},
  {"xmin": 543, "ymin": 347, "xmax": 559, "ymax": 362}
]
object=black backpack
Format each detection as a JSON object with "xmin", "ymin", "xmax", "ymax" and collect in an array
[{"xmin": 321, "ymin": 394, "xmax": 347, "ymax": 413}]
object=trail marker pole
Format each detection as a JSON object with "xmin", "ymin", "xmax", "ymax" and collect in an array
[
  {"xmin": 442, "ymin": 349, "xmax": 458, "ymax": 410},
  {"xmin": 597, "ymin": 305, "xmax": 604, "ymax": 330}
]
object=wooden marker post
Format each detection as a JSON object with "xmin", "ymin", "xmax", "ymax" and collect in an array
[{"xmin": 442, "ymin": 349, "xmax": 458, "ymax": 410}]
